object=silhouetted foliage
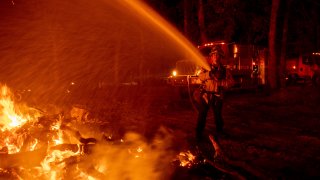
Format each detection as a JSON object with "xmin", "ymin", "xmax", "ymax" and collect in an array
[{"xmin": 147, "ymin": 0, "xmax": 320, "ymax": 53}]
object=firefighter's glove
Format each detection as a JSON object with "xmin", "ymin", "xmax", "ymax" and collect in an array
[{"xmin": 210, "ymin": 67, "xmax": 226, "ymax": 80}]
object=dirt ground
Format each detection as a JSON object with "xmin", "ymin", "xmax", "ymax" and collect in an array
[
  {"xmin": 175, "ymin": 85, "xmax": 319, "ymax": 179},
  {"xmin": 220, "ymin": 86, "xmax": 320, "ymax": 179},
  {"xmin": 90, "ymin": 84, "xmax": 320, "ymax": 179}
]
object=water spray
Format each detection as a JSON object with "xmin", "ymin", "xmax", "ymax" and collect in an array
[{"xmin": 122, "ymin": 0, "xmax": 210, "ymax": 71}]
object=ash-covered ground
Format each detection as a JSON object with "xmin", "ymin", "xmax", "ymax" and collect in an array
[
  {"xmin": 1, "ymin": 83, "xmax": 320, "ymax": 179},
  {"xmin": 53, "ymin": 83, "xmax": 320, "ymax": 179}
]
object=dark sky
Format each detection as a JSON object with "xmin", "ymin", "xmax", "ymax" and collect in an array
[{"xmin": 146, "ymin": 0, "xmax": 320, "ymax": 53}]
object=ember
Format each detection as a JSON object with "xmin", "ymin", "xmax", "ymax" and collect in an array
[{"xmin": 177, "ymin": 150, "xmax": 196, "ymax": 168}]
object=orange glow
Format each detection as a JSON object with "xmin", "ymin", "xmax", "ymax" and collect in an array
[
  {"xmin": 196, "ymin": 69, "xmax": 201, "ymax": 75},
  {"xmin": 293, "ymin": 65, "xmax": 296, "ymax": 69}
]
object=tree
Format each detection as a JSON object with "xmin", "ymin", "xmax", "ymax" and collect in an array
[
  {"xmin": 279, "ymin": 0, "xmax": 292, "ymax": 88},
  {"xmin": 198, "ymin": 0, "xmax": 207, "ymax": 43},
  {"xmin": 183, "ymin": 0, "xmax": 189, "ymax": 37},
  {"xmin": 267, "ymin": 0, "xmax": 280, "ymax": 90}
]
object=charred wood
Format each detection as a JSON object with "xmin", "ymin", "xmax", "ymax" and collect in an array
[
  {"xmin": 0, "ymin": 144, "xmax": 97, "ymax": 169},
  {"xmin": 0, "ymin": 148, "xmax": 47, "ymax": 169}
]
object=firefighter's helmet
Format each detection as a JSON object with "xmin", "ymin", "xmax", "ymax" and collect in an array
[{"xmin": 209, "ymin": 45, "xmax": 224, "ymax": 57}]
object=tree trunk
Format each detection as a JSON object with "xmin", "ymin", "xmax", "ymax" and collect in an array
[
  {"xmin": 198, "ymin": 0, "xmax": 207, "ymax": 43},
  {"xmin": 279, "ymin": 0, "xmax": 292, "ymax": 88},
  {"xmin": 183, "ymin": 0, "xmax": 189, "ymax": 37},
  {"xmin": 268, "ymin": 0, "xmax": 280, "ymax": 90}
]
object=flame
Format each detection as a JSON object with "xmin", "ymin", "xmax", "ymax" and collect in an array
[
  {"xmin": 128, "ymin": 146, "xmax": 144, "ymax": 158},
  {"xmin": 30, "ymin": 138, "xmax": 39, "ymax": 151},
  {"xmin": 50, "ymin": 117, "xmax": 64, "ymax": 146},
  {"xmin": 0, "ymin": 84, "xmax": 90, "ymax": 179},
  {"xmin": 0, "ymin": 85, "xmax": 41, "ymax": 153},
  {"xmin": 177, "ymin": 151, "xmax": 196, "ymax": 167},
  {"xmin": 0, "ymin": 85, "xmax": 29, "ymax": 131},
  {"xmin": 0, "ymin": 84, "xmax": 175, "ymax": 179},
  {"xmin": 40, "ymin": 148, "xmax": 81, "ymax": 179},
  {"xmin": 0, "ymin": 85, "xmax": 98, "ymax": 179}
]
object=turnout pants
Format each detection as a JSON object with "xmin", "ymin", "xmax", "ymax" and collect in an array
[{"xmin": 196, "ymin": 93, "xmax": 224, "ymax": 140}]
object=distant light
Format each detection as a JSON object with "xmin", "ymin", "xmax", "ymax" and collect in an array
[
  {"xmin": 71, "ymin": 82, "xmax": 75, "ymax": 85},
  {"xmin": 202, "ymin": 42, "xmax": 225, "ymax": 47},
  {"xmin": 172, "ymin": 70, "xmax": 177, "ymax": 76},
  {"xmin": 252, "ymin": 62, "xmax": 256, "ymax": 65},
  {"xmin": 293, "ymin": 65, "xmax": 296, "ymax": 69},
  {"xmin": 232, "ymin": 45, "xmax": 238, "ymax": 58}
]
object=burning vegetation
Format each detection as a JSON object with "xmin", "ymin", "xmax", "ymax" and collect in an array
[{"xmin": 0, "ymin": 84, "xmax": 178, "ymax": 179}]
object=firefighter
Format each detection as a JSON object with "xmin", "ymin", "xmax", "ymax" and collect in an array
[{"xmin": 195, "ymin": 45, "xmax": 233, "ymax": 141}]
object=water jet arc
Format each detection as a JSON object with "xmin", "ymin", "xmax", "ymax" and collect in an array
[{"xmin": 122, "ymin": 0, "xmax": 210, "ymax": 71}]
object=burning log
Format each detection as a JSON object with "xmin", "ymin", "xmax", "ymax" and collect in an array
[
  {"xmin": 0, "ymin": 147, "xmax": 47, "ymax": 168},
  {"xmin": 0, "ymin": 113, "xmax": 99, "ymax": 169},
  {"xmin": 0, "ymin": 85, "xmax": 109, "ymax": 178},
  {"xmin": 0, "ymin": 143, "xmax": 98, "ymax": 169},
  {"xmin": 62, "ymin": 155, "xmax": 107, "ymax": 179},
  {"xmin": 60, "ymin": 124, "xmax": 97, "ymax": 145},
  {"xmin": 0, "ymin": 146, "xmax": 8, "ymax": 154}
]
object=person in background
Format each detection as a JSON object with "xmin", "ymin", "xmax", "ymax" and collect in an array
[{"xmin": 195, "ymin": 45, "xmax": 233, "ymax": 141}]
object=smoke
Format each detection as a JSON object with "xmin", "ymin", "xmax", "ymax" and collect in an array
[{"xmin": 73, "ymin": 127, "xmax": 176, "ymax": 179}]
